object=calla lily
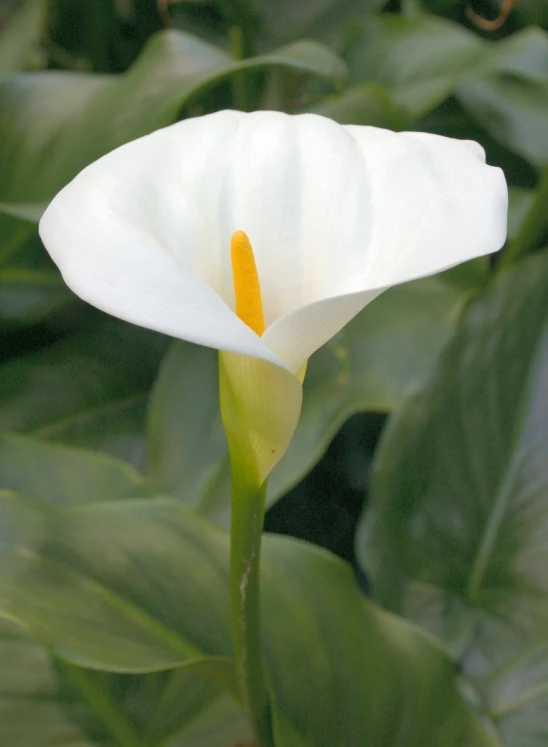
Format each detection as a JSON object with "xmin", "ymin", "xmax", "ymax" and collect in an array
[{"xmin": 39, "ymin": 110, "xmax": 507, "ymax": 482}]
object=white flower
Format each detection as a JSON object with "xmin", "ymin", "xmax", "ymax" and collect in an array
[
  {"xmin": 39, "ymin": 110, "xmax": 507, "ymax": 377},
  {"xmin": 39, "ymin": 110, "xmax": 507, "ymax": 482}
]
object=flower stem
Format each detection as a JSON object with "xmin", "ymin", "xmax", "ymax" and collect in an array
[
  {"xmin": 229, "ymin": 25, "xmax": 248, "ymax": 112},
  {"xmin": 229, "ymin": 463, "xmax": 274, "ymax": 747}
]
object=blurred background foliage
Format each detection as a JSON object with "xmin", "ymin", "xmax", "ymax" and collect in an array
[{"xmin": 1, "ymin": 0, "xmax": 548, "ymax": 745}]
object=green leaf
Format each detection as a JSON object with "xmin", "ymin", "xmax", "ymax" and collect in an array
[
  {"xmin": 502, "ymin": 171, "xmax": 548, "ymax": 268},
  {"xmin": 0, "ymin": 618, "xmax": 94, "ymax": 746},
  {"xmin": 344, "ymin": 15, "xmax": 486, "ymax": 117},
  {"xmin": 59, "ymin": 656, "xmax": 240, "ymax": 742},
  {"xmin": 0, "ymin": 617, "xmax": 248, "ymax": 747},
  {"xmin": 0, "ymin": 231, "xmax": 74, "ymax": 328},
  {"xmin": 480, "ymin": 644, "xmax": 548, "ymax": 747},
  {"xmin": 0, "ymin": 494, "xmax": 496, "ymax": 746},
  {"xmin": 0, "ymin": 201, "xmax": 45, "ymax": 222},
  {"xmin": 483, "ymin": 27, "xmax": 548, "ymax": 83},
  {"xmin": 0, "ymin": 432, "xmax": 153, "ymax": 506},
  {"xmin": 0, "ymin": 0, "xmax": 43, "ymax": 74},
  {"xmin": 147, "ymin": 341, "xmax": 227, "ymax": 515},
  {"xmin": 358, "ymin": 251, "xmax": 548, "ymax": 678},
  {"xmin": 147, "ymin": 274, "xmax": 472, "ymax": 525},
  {"xmin": 262, "ymin": 539, "xmax": 498, "ymax": 747},
  {"xmin": 167, "ymin": 694, "xmax": 250, "ymax": 746},
  {"xmin": 308, "ymin": 81, "xmax": 410, "ymax": 129},
  {"xmin": 0, "ymin": 29, "xmax": 225, "ymax": 204},
  {"xmin": 245, "ymin": 39, "xmax": 347, "ymax": 84},
  {"xmin": 457, "ymin": 73, "xmax": 548, "ymax": 166},
  {"xmin": 0, "ymin": 267, "xmax": 72, "ymax": 328},
  {"xmin": 345, "ymin": 14, "xmax": 548, "ymax": 160},
  {"xmin": 508, "ymin": 188, "xmax": 535, "ymax": 242},
  {"xmin": 0, "ymin": 493, "xmax": 233, "ymax": 671},
  {"xmin": 127, "ymin": 668, "xmax": 249, "ymax": 746},
  {"xmin": 0, "ymin": 29, "xmax": 345, "ymax": 262},
  {"xmin": 257, "ymin": 0, "xmax": 385, "ymax": 46},
  {"xmin": 0, "ymin": 317, "xmax": 169, "ymax": 467}
]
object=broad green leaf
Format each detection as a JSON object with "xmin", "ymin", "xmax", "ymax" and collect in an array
[
  {"xmin": 504, "ymin": 185, "xmax": 547, "ymax": 268},
  {"xmin": 0, "ymin": 29, "xmax": 345, "ymax": 261},
  {"xmin": 0, "ymin": 317, "xmax": 169, "ymax": 467},
  {"xmin": 262, "ymin": 540, "xmax": 497, "ymax": 747},
  {"xmin": 0, "ymin": 494, "xmax": 497, "ymax": 746},
  {"xmin": 309, "ymin": 81, "xmax": 410, "ymax": 129},
  {"xmin": 0, "ymin": 0, "xmax": 43, "ymax": 73},
  {"xmin": 508, "ymin": 188, "xmax": 535, "ymax": 241},
  {"xmin": 167, "ymin": 694, "xmax": 250, "ymax": 746},
  {"xmin": 0, "ymin": 201, "xmax": 45, "ymax": 221},
  {"xmin": 257, "ymin": 0, "xmax": 385, "ymax": 46},
  {"xmin": 458, "ymin": 74, "xmax": 548, "ymax": 166},
  {"xmin": 58, "ymin": 656, "xmax": 240, "ymax": 742},
  {"xmin": 0, "ymin": 618, "xmax": 93, "ymax": 746},
  {"xmin": 0, "ymin": 432, "xmax": 152, "ymax": 506},
  {"xmin": 345, "ymin": 14, "xmax": 548, "ymax": 158},
  {"xmin": 0, "ymin": 617, "xmax": 247, "ymax": 747},
  {"xmin": 252, "ymin": 38, "xmax": 346, "ymax": 83},
  {"xmin": 484, "ymin": 27, "xmax": 548, "ymax": 82},
  {"xmin": 358, "ymin": 251, "xmax": 548, "ymax": 678},
  {"xmin": 0, "ymin": 232, "xmax": 73, "ymax": 328},
  {"xmin": 480, "ymin": 645, "xmax": 548, "ymax": 747},
  {"xmin": 344, "ymin": 15, "xmax": 486, "ymax": 117},
  {"xmin": 0, "ymin": 267, "xmax": 71, "ymax": 328},
  {"xmin": 0, "ymin": 493, "xmax": 233, "ymax": 671},
  {"xmin": 148, "ymin": 275, "xmax": 471, "ymax": 526},
  {"xmin": 147, "ymin": 343, "xmax": 227, "ymax": 518}
]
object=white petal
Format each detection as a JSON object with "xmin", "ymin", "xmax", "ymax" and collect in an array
[
  {"xmin": 217, "ymin": 114, "xmax": 506, "ymax": 317},
  {"xmin": 263, "ymin": 288, "xmax": 384, "ymax": 374},
  {"xmin": 215, "ymin": 112, "xmax": 375, "ymax": 323},
  {"xmin": 40, "ymin": 110, "xmax": 379, "ymax": 364},
  {"xmin": 342, "ymin": 125, "xmax": 508, "ymax": 287},
  {"xmin": 261, "ymin": 122, "xmax": 507, "ymax": 372},
  {"xmin": 40, "ymin": 111, "xmax": 507, "ymax": 375},
  {"xmin": 39, "ymin": 112, "xmax": 286, "ymax": 368}
]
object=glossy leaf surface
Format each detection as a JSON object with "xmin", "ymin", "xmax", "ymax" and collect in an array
[
  {"xmin": 0, "ymin": 30, "xmax": 346, "ymax": 261},
  {"xmin": 480, "ymin": 645, "xmax": 548, "ymax": 747},
  {"xmin": 0, "ymin": 495, "xmax": 496, "ymax": 746},
  {"xmin": 0, "ymin": 617, "xmax": 248, "ymax": 747},
  {"xmin": 345, "ymin": 15, "xmax": 548, "ymax": 162},
  {"xmin": 0, "ymin": 318, "xmax": 169, "ymax": 467},
  {"xmin": 0, "ymin": 618, "xmax": 93, "ymax": 746},
  {"xmin": 0, "ymin": 432, "xmax": 153, "ymax": 506},
  {"xmin": 359, "ymin": 252, "xmax": 548, "ymax": 678}
]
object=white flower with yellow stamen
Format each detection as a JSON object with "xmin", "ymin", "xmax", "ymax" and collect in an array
[{"xmin": 39, "ymin": 110, "xmax": 507, "ymax": 483}]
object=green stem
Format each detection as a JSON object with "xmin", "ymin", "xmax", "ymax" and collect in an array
[
  {"xmin": 229, "ymin": 25, "xmax": 248, "ymax": 112},
  {"xmin": 500, "ymin": 165, "xmax": 548, "ymax": 269},
  {"xmin": 229, "ymin": 464, "xmax": 274, "ymax": 747},
  {"xmin": 222, "ymin": 0, "xmax": 257, "ymax": 58}
]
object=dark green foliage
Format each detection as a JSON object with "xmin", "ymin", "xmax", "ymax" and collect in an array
[{"xmin": 0, "ymin": 0, "xmax": 545, "ymax": 744}]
